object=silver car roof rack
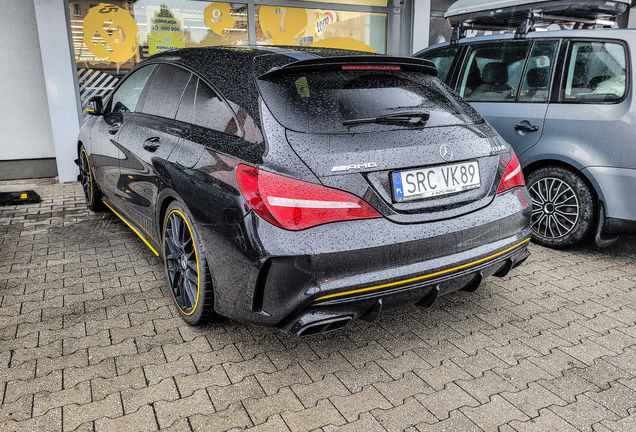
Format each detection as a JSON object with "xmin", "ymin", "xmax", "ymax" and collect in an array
[{"xmin": 446, "ymin": 0, "xmax": 629, "ymax": 43}]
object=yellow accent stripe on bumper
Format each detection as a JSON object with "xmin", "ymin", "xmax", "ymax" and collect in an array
[
  {"xmin": 314, "ymin": 238, "xmax": 531, "ymax": 302},
  {"xmin": 103, "ymin": 201, "xmax": 159, "ymax": 256}
]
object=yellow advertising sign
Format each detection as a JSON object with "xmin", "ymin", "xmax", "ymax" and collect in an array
[
  {"xmin": 311, "ymin": 37, "xmax": 375, "ymax": 52},
  {"xmin": 147, "ymin": 5, "xmax": 185, "ymax": 55},
  {"xmin": 83, "ymin": 4, "xmax": 139, "ymax": 63},
  {"xmin": 204, "ymin": 2, "xmax": 236, "ymax": 36},
  {"xmin": 259, "ymin": 6, "xmax": 308, "ymax": 46}
]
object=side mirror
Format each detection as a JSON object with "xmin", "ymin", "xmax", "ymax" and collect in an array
[{"xmin": 86, "ymin": 96, "xmax": 104, "ymax": 116}]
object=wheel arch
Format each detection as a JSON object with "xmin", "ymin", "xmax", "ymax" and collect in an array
[
  {"xmin": 157, "ymin": 192, "xmax": 179, "ymax": 249},
  {"xmin": 522, "ymin": 158, "xmax": 602, "ymax": 205}
]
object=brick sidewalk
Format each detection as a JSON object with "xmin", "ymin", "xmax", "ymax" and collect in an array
[{"xmin": 1, "ymin": 179, "xmax": 636, "ymax": 431}]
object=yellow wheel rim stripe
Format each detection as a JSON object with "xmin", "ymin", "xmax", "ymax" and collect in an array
[{"xmin": 164, "ymin": 209, "xmax": 200, "ymax": 316}]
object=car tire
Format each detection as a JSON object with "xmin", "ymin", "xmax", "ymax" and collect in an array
[
  {"xmin": 78, "ymin": 145, "xmax": 104, "ymax": 211},
  {"xmin": 162, "ymin": 201, "xmax": 216, "ymax": 325},
  {"xmin": 526, "ymin": 166, "xmax": 595, "ymax": 249}
]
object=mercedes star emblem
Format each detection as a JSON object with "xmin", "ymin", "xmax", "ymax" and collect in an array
[{"xmin": 440, "ymin": 145, "xmax": 453, "ymax": 161}]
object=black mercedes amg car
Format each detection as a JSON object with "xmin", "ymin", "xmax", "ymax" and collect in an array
[{"xmin": 77, "ymin": 46, "xmax": 531, "ymax": 336}]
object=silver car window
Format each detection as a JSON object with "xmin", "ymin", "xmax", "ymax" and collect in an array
[
  {"xmin": 518, "ymin": 41, "xmax": 558, "ymax": 103},
  {"xmin": 563, "ymin": 41, "xmax": 627, "ymax": 102},
  {"xmin": 460, "ymin": 42, "xmax": 532, "ymax": 102}
]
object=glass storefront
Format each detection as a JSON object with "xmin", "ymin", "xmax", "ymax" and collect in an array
[{"xmin": 68, "ymin": 0, "xmax": 392, "ymax": 118}]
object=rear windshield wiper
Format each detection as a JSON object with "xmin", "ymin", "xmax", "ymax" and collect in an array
[{"xmin": 343, "ymin": 111, "xmax": 430, "ymax": 126}]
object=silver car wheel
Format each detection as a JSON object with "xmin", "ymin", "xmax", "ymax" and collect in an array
[{"xmin": 529, "ymin": 177, "xmax": 580, "ymax": 239}]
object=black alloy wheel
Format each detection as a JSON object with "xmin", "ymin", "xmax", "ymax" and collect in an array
[
  {"xmin": 78, "ymin": 145, "xmax": 103, "ymax": 211},
  {"xmin": 526, "ymin": 166, "xmax": 595, "ymax": 249},
  {"xmin": 163, "ymin": 201, "xmax": 215, "ymax": 325}
]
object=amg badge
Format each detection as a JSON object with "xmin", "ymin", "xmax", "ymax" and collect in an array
[{"xmin": 331, "ymin": 162, "xmax": 378, "ymax": 172}]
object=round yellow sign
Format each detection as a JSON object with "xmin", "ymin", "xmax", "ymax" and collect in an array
[
  {"xmin": 83, "ymin": 4, "xmax": 139, "ymax": 63},
  {"xmin": 204, "ymin": 2, "xmax": 236, "ymax": 36},
  {"xmin": 258, "ymin": 6, "xmax": 307, "ymax": 46}
]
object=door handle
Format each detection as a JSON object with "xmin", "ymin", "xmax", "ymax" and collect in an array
[
  {"xmin": 143, "ymin": 137, "xmax": 161, "ymax": 152},
  {"xmin": 514, "ymin": 124, "xmax": 539, "ymax": 132},
  {"xmin": 108, "ymin": 124, "xmax": 121, "ymax": 135}
]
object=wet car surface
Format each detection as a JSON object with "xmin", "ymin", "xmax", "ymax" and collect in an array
[{"xmin": 76, "ymin": 46, "xmax": 531, "ymax": 334}]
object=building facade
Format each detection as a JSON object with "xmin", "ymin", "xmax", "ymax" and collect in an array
[{"xmin": 2, "ymin": 0, "xmax": 632, "ymax": 181}]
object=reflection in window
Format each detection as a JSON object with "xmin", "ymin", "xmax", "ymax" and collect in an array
[
  {"xmin": 518, "ymin": 41, "xmax": 558, "ymax": 103},
  {"xmin": 255, "ymin": 5, "xmax": 386, "ymax": 54},
  {"xmin": 193, "ymin": 81, "xmax": 238, "ymax": 134},
  {"xmin": 563, "ymin": 42, "xmax": 626, "ymax": 102},
  {"xmin": 417, "ymin": 46, "xmax": 459, "ymax": 83},
  {"xmin": 295, "ymin": 0, "xmax": 387, "ymax": 6},
  {"xmin": 109, "ymin": 64, "xmax": 156, "ymax": 113}
]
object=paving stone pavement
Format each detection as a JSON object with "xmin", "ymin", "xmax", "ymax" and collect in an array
[{"xmin": 1, "ymin": 178, "xmax": 636, "ymax": 432}]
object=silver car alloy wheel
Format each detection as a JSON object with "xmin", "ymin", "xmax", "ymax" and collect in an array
[{"xmin": 529, "ymin": 177, "xmax": 580, "ymax": 239}]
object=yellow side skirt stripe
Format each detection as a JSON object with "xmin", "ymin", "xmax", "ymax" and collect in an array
[
  {"xmin": 314, "ymin": 238, "xmax": 531, "ymax": 302},
  {"xmin": 103, "ymin": 201, "xmax": 159, "ymax": 256}
]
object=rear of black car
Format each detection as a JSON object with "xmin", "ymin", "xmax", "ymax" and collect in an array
[{"xmin": 208, "ymin": 54, "xmax": 532, "ymax": 335}]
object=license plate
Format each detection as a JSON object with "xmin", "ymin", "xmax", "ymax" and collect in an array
[{"xmin": 392, "ymin": 161, "xmax": 480, "ymax": 201}]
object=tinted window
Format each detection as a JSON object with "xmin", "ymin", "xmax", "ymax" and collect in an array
[
  {"xmin": 417, "ymin": 46, "xmax": 459, "ymax": 83},
  {"xmin": 562, "ymin": 41, "xmax": 626, "ymax": 102},
  {"xmin": 176, "ymin": 78, "xmax": 238, "ymax": 134},
  {"xmin": 141, "ymin": 64, "xmax": 191, "ymax": 118},
  {"xmin": 518, "ymin": 41, "xmax": 558, "ymax": 103},
  {"xmin": 193, "ymin": 81, "xmax": 238, "ymax": 134},
  {"xmin": 110, "ymin": 65, "xmax": 156, "ymax": 113},
  {"xmin": 257, "ymin": 70, "xmax": 482, "ymax": 134},
  {"xmin": 175, "ymin": 75, "xmax": 197, "ymax": 123},
  {"xmin": 460, "ymin": 42, "xmax": 532, "ymax": 102}
]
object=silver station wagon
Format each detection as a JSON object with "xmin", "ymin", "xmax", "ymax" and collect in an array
[{"xmin": 416, "ymin": 0, "xmax": 636, "ymax": 249}]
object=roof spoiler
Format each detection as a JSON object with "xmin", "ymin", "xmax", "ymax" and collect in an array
[
  {"xmin": 446, "ymin": 0, "xmax": 628, "ymax": 43},
  {"xmin": 258, "ymin": 56, "xmax": 438, "ymax": 79}
]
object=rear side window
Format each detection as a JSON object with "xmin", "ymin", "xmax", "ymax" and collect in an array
[
  {"xmin": 562, "ymin": 41, "xmax": 627, "ymax": 102},
  {"xmin": 417, "ymin": 46, "xmax": 459, "ymax": 83},
  {"xmin": 109, "ymin": 65, "xmax": 156, "ymax": 113},
  {"xmin": 460, "ymin": 42, "xmax": 532, "ymax": 102},
  {"xmin": 141, "ymin": 64, "xmax": 191, "ymax": 118},
  {"xmin": 257, "ymin": 70, "xmax": 482, "ymax": 134},
  {"xmin": 176, "ymin": 77, "xmax": 238, "ymax": 134}
]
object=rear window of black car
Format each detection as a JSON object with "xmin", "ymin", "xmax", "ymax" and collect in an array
[{"xmin": 256, "ymin": 70, "xmax": 482, "ymax": 134}]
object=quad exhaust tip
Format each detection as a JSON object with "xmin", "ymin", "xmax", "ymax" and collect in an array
[{"xmin": 294, "ymin": 315, "xmax": 353, "ymax": 337}]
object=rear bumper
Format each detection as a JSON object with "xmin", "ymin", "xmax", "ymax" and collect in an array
[
  {"xmin": 284, "ymin": 238, "xmax": 530, "ymax": 336},
  {"xmin": 200, "ymin": 187, "xmax": 532, "ymax": 331}
]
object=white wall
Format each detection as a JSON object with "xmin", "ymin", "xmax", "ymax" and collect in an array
[
  {"xmin": 412, "ymin": 0, "xmax": 431, "ymax": 54},
  {"xmin": 0, "ymin": 0, "xmax": 55, "ymax": 161}
]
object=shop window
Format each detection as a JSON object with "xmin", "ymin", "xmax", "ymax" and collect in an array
[
  {"xmin": 296, "ymin": 0, "xmax": 387, "ymax": 6},
  {"xmin": 70, "ymin": 1, "xmax": 391, "ymax": 120},
  {"xmin": 255, "ymin": 5, "xmax": 386, "ymax": 53}
]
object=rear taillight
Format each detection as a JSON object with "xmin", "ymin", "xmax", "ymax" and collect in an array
[
  {"xmin": 236, "ymin": 165, "xmax": 381, "ymax": 230},
  {"xmin": 496, "ymin": 152, "xmax": 525, "ymax": 194}
]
